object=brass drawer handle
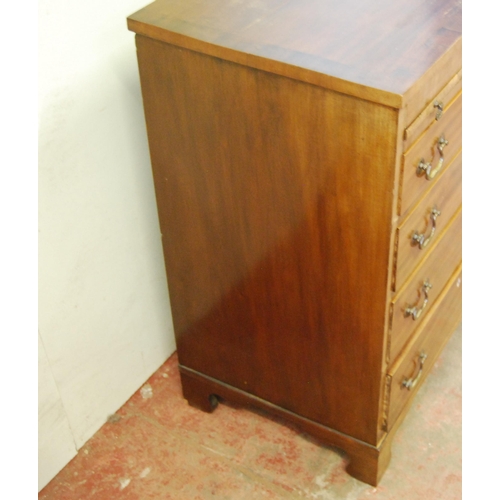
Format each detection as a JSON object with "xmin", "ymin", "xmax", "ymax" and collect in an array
[
  {"xmin": 433, "ymin": 100, "xmax": 444, "ymax": 120},
  {"xmin": 416, "ymin": 135, "xmax": 449, "ymax": 180},
  {"xmin": 404, "ymin": 281, "xmax": 432, "ymax": 320},
  {"xmin": 402, "ymin": 352, "xmax": 428, "ymax": 390},
  {"xmin": 412, "ymin": 208, "xmax": 441, "ymax": 249}
]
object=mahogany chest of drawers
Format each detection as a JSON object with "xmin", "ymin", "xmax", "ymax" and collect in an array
[{"xmin": 128, "ymin": 0, "xmax": 462, "ymax": 485}]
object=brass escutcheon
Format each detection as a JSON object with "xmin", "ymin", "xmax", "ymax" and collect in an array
[{"xmin": 433, "ymin": 100, "xmax": 444, "ymax": 120}]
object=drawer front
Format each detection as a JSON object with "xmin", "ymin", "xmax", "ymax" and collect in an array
[
  {"xmin": 400, "ymin": 92, "xmax": 462, "ymax": 217},
  {"xmin": 386, "ymin": 266, "xmax": 462, "ymax": 430},
  {"xmin": 389, "ymin": 208, "xmax": 461, "ymax": 362},
  {"xmin": 404, "ymin": 71, "xmax": 462, "ymax": 150},
  {"xmin": 393, "ymin": 151, "xmax": 462, "ymax": 292}
]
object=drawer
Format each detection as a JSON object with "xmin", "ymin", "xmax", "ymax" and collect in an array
[
  {"xmin": 393, "ymin": 151, "xmax": 462, "ymax": 292},
  {"xmin": 399, "ymin": 92, "xmax": 462, "ymax": 217},
  {"xmin": 404, "ymin": 71, "xmax": 462, "ymax": 150},
  {"xmin": 389, "ymin": 208, "xmax": 461, "ymax": 363},
  {"xmin": 386, "ymin": 266, "xmax": 462, "ymax": 430}
]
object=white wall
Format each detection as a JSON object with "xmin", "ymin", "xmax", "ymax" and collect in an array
[
  {"xmin": 38, "ymin": 0, "xmax": 176, "ymax": 490},
  {"xmin": 38, "ymin": 332, "xmax": 77, "ymax": 490}
]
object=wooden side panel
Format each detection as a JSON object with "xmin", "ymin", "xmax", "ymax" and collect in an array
[{"xmin": 135, "ymin": 36, "xmax": 398, "ymax": 444}]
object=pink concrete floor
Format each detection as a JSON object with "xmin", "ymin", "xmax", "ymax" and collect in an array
[{"xmin": 39, "ymin": 327, "xmax": 461, "ymax": 499}]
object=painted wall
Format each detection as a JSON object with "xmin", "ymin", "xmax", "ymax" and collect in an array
[{"xmin": 38, "ymin": 0, "xmax": 176, "ymax": 490}]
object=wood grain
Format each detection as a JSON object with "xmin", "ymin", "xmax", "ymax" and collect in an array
[
  {"xmin": 128, "ymin": 0, "xmax": 461, "ymax": 107},
  {"xmin": 129, "ymin": 0, "xmax": 462, "ymax": 485},
  {"xmin": 135, "ymin": 35, "xmax": 399, "ymax": 445}
]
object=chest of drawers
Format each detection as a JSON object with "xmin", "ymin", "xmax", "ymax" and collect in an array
[{"xmin": 128, "ymin": 0, "xmax": 462, "ymax": 485}]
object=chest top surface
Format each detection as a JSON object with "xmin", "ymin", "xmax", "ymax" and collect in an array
[{"xmin": 128, "ymin": 0, "xmax": 462, "ymax": 104}]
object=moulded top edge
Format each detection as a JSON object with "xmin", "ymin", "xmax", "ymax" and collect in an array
[{"xmin": 127, "ymin": 0, "xmax": 462, "ymax": 108}]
